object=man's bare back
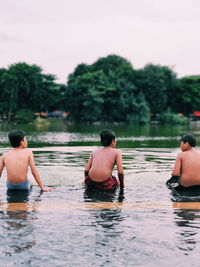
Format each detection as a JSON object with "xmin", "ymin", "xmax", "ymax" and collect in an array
[
  {"xmin": 173, "ymin": 149, "xmax": 200, "ymax": 186},
  {"xmin": 87, "ymin": 147, "xmax": 123, "ymax": 182},
  {"xmin": 84, "ymin": 129, "xmax": 124, "ymax": 189},
  {"xmin": 0, "ymin": 130, "xmax": 52, "ymax": 192},
  {"xmin": 172, "ymin": 134, "xmax": 200, "ymax": 186},
  {"xmin": 2, "ymin": 148, "xmax": 31, "ymax": 184}
]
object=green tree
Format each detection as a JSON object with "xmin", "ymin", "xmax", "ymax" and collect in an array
[
  {"xmin": 91, "ymin": 55, "xmax": 137, "ymax": 121},
  {"xmin": 170, "ymin": 76, "xmax": 200, "ymax": 114},
  {"xmin": 134, "ymin": 64, "xmax": 177, "ymax": 114},
  {"xmin": 65, "ymin": 54, "xmax": 150, "ymax": 123},
  {"xmin": 126, "ymin": 92, "xmax": 150, "ymax": 123},
  {"xmin": 66, "ymin": 70, "xmax": 105, "ymax": 121},
  {"xmin": 31, "ymin": 73, "xmax": 58, "ymax": 112},
  {"xmin": 1, "ymin": 63, "xmax": 59, "ymax": 120},
  {"xmin": 2, "ymin": 63, "xmax": 43, "ymax": 120},
  {"xmin": 0, "ymin": 68, "xmax": 7, "ymax": 119}
]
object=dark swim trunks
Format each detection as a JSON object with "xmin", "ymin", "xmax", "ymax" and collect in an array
[
  {"xmin": 166, "ymin": 176, "xmax": 200, "ymax": 191},
  {"xmin": 85, "ymin": 175, "xmax": 119, "ymax": 190},
  {"xmin": 166, "ymin": 176, "xmax": 180, "ymax": 188},
  {"xmin": 6, "ymin": 180, "xmax": 31, "ymax": 190}
]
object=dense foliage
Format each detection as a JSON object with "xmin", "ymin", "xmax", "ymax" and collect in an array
[
  {"xmin": 0, "ymin": 63, "xmax": 64, "ymax": 121},
  {"xmin": 65, "ymin": 56, "xmax": 149, "ymax": 123},
  {"xmin": 0, "ymin": 55, "xmax": 200, "ymax": 123}
]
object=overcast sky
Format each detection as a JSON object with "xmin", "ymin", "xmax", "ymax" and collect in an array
[{"xmin": 1, "ymin": 0, "xmax": 200, "ymax": 83}]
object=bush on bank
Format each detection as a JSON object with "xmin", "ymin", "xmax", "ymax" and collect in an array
[
  {"xmin": 160, "ymin": 110, "xmax": 189, "ymax": 125},
  {"xmin": 15, "ymin": 108, "xmax": 35, "ymax": 123}
]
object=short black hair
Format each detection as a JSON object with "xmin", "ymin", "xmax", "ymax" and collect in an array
[
  {"xmin": 8, "ymin": 130, "xmax": 25, "ymax": 147},
  {"xmin": 180, "ymin": 134, "xmax": 196, "ymax": 147},
  {"xmin": 100, "ymin": 129, "xmax": 116, "ymax": 146}
]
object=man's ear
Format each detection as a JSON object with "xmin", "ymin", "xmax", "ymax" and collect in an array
[
  {"xmin": 20, "ymin": 139, "xmax": 24, "ymax": 146},
  {"xmin": 185, "ymin": 142, "xmax": 190, "ymax": 148},
  {"xmin": 111, "ymin": 139, "xmax": 116, "ymax": 146}
]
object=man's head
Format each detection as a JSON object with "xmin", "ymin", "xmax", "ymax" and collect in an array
[
  {"xmin": 100, "ymin": 129, "xmax": 116, "ymax": 147},
  {"xmin": 180, "ymin": 134, "xmax": 196, "ymax": 151},
  {"xmin": 8, "ymin": 130, "xmax": 26, "ymax": 148}
]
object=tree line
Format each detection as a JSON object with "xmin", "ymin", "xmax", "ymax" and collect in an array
[{"xmin": 0, "ymin": 55, "xmax": 200, "ymax": 123}]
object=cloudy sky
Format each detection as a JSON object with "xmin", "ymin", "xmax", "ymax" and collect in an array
[{"xmin": 1, "ymin": 0, "xmax": 200, "ymax": 83}]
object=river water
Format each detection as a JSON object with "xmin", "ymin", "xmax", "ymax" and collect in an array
[{"xmin": 0, "ymin": 121, "xmax": 200, "ymax": 266}]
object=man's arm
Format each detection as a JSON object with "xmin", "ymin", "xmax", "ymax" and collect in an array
[
  {"xmin": 84, "ymin": 153, "xmax": 92, "ymax": 177},
  {"xmin": 172, "ymin": 153, "xmax": 182, "ymax": 176},
  {"xmin": 0, "ymin": 154, "xmax": 5, "ymax": 177},
  {"xmin": 116, "ymin": 150, "xmax": 124, "ymax": 188},
  {"xmin": 29, "ymin": 151, "xmax": 52, "ymax": 192}
]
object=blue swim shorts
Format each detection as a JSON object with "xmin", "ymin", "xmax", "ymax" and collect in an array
[{"xmin": 6, "ymin": 180, "xmax": 31, "ymax": 190}]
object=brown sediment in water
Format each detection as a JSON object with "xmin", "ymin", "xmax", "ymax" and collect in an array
[{"xmin": 1, "ymin": 202, "xmax": 200, "ymax": 211}]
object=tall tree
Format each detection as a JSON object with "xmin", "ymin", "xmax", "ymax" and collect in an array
[
  {"xmin": 65, "ymin": 55, "xmax": 150, "ymax": 123},
  {"xmin": 1, "ymin": 63, "xmax": 58, "ymax": 120},
  {"xmin": 0, "ymin": 68, "xmax": 7, "ymax": 119},
  {"xmin": 66, "ymin": 70, "xmax": 105, "ymax": 121},
  {"xmin": 170, "ymin": 76, "xmax": 200, "ymax": 114},
  {"xmin": 134, "ymin": 64, "xmax": 177, "ymax": 114}
]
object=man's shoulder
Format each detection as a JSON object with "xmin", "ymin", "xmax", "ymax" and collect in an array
[
  {"xmin": 176, "ymin": 151, "xmax": 184, "ymax": 159},
  {"xmin": 14, "ymin": 148, "xmax": 32, "ymax": 158},
  {"xmin": 177, "ymin": 151, "xmax": 184, "ymax": 156},
  {"xmin": 92, "ymin": 147, "xmax": 102, "ymax": 154},
  {"xmin": 13, "ymin": 148, "xmax": 32, "ymax": 155},
  {"xmin": 93, "ymin": 147, "xmax": 121, "ymax": 155},
  {"xmin": 2, "ymin": 151, "xmax": 8, "ymax": 156},
  {"xmin": 2, "ymin": 150, "xmax": 11, "ymax": 158},
  {"xmin": 22, "ymin": 148, "xmax": 32, "ymax": 155},
  {"xmin": 178, "ymin": 150, "xmax": 197, "ymax": 158},
  {"xmin": 114, "ymin": 148, "xmax": 121, "ymax": 153},
  {"xmin": 111, "ymin": 148, "xmax": 121, "ymax": 156}
]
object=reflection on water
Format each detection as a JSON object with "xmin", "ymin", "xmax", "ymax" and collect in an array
[
  {"xmin": 83, "ymin": 188, "xmax": 125, "ymax": 234},
  {"xmin": 83, "ymin": 188, "xmax": 124, "ymax": 203},
  {"xmin": 83, "ymin": 188, "xmax": 125, "ymax": 266},
  {"xmin": 5, "ymin": 210, "xmax": 36, "ymax": 254},
  {"xmin": 2, "ymin": 205, "xmax": 37, "ymax": 264},
  {"xmin": 7, "ymin": 189, "xmax": 31, "ymax": 203},
  {"xmin": 169, "ymin": 187, "xmax": 200, "ymax": 202},
  {"xmin": 174, "ymin": 208, "xmax": 200, "ymax": 255}
]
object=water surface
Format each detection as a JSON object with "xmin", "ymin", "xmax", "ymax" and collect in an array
[{"xmin": 1, "ymin": 121, "xmax": 200, "ymax": 266}]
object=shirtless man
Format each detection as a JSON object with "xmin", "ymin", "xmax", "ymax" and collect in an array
[
  {"xmin": 84, "ymin": 129, "xmax": 124, "ymax": 190},
  {"xmin": 171, "ymin": 134, "xmax": 200, "ymax": 187},
  {"xmin": 0, "ymin": 129, "xmax": 52, "ymax": 191}
]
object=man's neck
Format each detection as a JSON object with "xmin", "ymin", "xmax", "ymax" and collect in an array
[
  {"xmin": 186, "ymin": 147, "xmax": 195, "ymax": 152},
  {"xmin": 13, "ymin": 146, "xmax": 23, "ymax": 150}
]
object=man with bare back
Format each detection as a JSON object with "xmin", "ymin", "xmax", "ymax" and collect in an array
[
  {"xmin": 84, "ymin": 129, "xmax": 124, "ymax": 190},
  {"xmin": 0, "ymin": 129, "xmax": 52, "ymax": 191},
  {"xmin": 167, "ymin": 134, "xmax": 200, "ymax": 187}
]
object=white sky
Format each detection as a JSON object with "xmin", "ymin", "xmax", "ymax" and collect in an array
[{"xmin": 1, "ymin": 0, "xmax": 200, "ymax": 83}]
